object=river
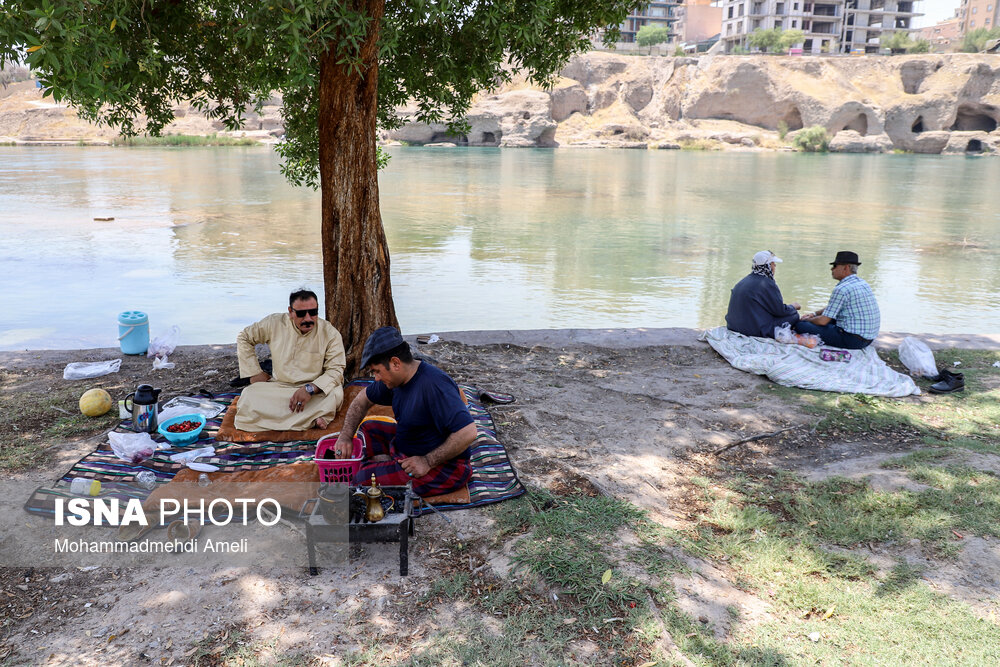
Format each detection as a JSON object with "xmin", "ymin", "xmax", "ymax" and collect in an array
[{"xmin": 1, "ymin": 145, "xmax": 998, "ymax": 350}]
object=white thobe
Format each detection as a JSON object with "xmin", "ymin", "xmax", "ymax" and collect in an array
[{"xmin": 234, "ymin": 313, "xmax": 345, "ymax": 432}]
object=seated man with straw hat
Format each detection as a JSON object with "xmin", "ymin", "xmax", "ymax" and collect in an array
[
  {"xmin": 234, "ymin": 289, "xmax": 345, "ymax": 432},
  {"xmin": 334, "ymin": 327, "xmax": 476, "ymax": 497}
]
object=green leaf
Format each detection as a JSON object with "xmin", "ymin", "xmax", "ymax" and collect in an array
[{"xmin": 601, "ymin": 569, "xmax": 612, "ymax": 585}]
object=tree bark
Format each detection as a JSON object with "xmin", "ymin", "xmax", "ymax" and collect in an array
[{"xmin": 317, "ymin": 0, "xmax": 397, "ymax": 378}]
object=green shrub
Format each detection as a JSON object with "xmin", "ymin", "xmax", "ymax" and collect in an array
[
  {"xmin": 792, "ymin": 126, "xmax": 830, "ymax": 152},
  {"xmin": 777, "ymin": 120, "xmax": 790, "ymax": 140}
]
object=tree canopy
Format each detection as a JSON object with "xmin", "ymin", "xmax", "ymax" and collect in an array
[
  {"xmin": 746, "ymin": 27, "xmax": 803, "ymax": 54},
  {"xmin": 1, "ymin": 0, "xmax": 636, "ymax": 371},
  {"xmin": 961, "ymin": 27, "xmax": 1000, "ymax": 53},
  {"xmin": 636, "ymin": 24, "xmax": 670, "ymax": 50}
]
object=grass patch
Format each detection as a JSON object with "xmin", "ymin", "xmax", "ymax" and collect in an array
[
  {"xmin": 111, "ymin": 133, "xmax": 262, "ymax": 146},
  {"xmin": 679, "ymin": 138, "xmax": 722, "ymax": 151},
  {"xmin": 769, "ymin": 349, "xmax": 1000, "ymax": 443},
  {"xmin": 0, "ymin": 381, "xmax": 118, "ymax": 472},
  {"xmin": 670, "ymin": 470, "xmax": 1000, "ymax": 664}
]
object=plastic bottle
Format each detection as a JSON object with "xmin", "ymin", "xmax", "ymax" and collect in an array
[
  {"xmin": 69, "ymin": 478, "xmax": 101, "ymax": 496},
  {"xmin": 197, "ymin": 473, "xmax": 211, "ymax": 487},
  {"xmin": 135, "ymin": 471, "xmax": 157, "ymax": 490}
]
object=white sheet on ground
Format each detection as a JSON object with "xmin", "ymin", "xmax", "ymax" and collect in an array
[{"xmin": 701, "ymin": 326, "xmax": 920, "ymax": 397}]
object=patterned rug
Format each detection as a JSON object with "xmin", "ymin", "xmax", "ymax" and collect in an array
[{"xmin": 25, "ymin": 380, "xmax": 525, "ymax": 520}]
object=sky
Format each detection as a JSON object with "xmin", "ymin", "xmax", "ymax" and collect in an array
[{"xmin": 914, "ymin": 0, "xmax": 961, "ymax": 28}]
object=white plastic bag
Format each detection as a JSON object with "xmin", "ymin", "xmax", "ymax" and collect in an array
[
  {"xmin": 147, "ymin": 325, "xmax": 180, "ymax": 359},
  {"xmin": 63, "ymin": 359, "xmax": 122, "ymax": 380},
  {"xmin": 899, "ymin": 337, "xmax": 937, "ymax": 377},
  {"xmin": 152, "ymin": 356, "xmax": 175, "ymax": 370},
  {"xmin": 170, "ymin": 446, "xmax": 219, "ymax": 472},
  {"xmin": 108, "ymin": 431, "xmax": 157, "ymax": 464},
  {"xmin": 774, "ymin": 323, "xmax": 797, "ymax": 344}
]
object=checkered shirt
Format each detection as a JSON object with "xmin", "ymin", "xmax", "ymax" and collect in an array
[{"xmin": 825, "ymin": 274, "xmax": 880, "ymax": 340}]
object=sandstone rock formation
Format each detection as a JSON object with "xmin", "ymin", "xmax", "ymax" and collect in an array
[
  {"xmin": 385, "ymin": 52, "xmax": 1000, "ymax": 155},
  {"xmin": 4, "ymin": 53, "xmax": 999, "ymax": 155},
  {"xmin": 0, "ymin": 81, "xmax": 284, "ymax": 144}
]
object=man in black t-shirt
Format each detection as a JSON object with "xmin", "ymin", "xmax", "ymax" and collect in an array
[{"xmin": 334, "ymin": 327, "xmax": 476, "ymax": 496}]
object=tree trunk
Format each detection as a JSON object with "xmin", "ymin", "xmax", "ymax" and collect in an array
[{"xmin": 317, "ymin": 0, "xmax": 397, "ymax": 379}]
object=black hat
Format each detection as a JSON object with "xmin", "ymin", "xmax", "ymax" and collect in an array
[
  {"xmin": 830, "ymin": 251, "xmax": 861, "ymax": 266},
  {"xmin": 360, "ymin": 326, "xmax": 406, "ymax": 369}
]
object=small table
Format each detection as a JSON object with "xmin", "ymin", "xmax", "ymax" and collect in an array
[{"xmin": 301, "ymin": 485, "xmax": 416, "ymax": 576}]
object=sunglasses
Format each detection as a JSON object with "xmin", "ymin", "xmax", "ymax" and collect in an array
[{"xmin": 293, "ymin": 308, "xmax": 319, "ymax": 317}]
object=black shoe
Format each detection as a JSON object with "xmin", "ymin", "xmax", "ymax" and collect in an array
[
  {"xmin": 929, "ymin": 371, "xmax": 964, "ymax": 394},
  {"xmin": 229, "ymin": 359, "xmax": 273, "ymax": 387},
  {"xmin": 922, "ymin": 368, "xmax": 944, "ymax": 383}
]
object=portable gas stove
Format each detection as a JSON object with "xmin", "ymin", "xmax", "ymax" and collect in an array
[{"xmin": 300, "ymin": 484, "xmax": 416, "ymax": 576}]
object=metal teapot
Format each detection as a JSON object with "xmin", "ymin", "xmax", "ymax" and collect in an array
[
  {"xmin": 124, "ymin": 384, "xmax": 161, "ymax": 433},
  {"xmin": 354, "ymin": 474, "xmax": 394, "ymax": 523}
]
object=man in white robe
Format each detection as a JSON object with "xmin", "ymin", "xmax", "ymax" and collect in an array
[{"xmin": 234, "ymin": 289, "xmax": 345, "ymax": 432}]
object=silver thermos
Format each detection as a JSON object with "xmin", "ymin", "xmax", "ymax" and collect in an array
[{"xmin": 124, "ymin": 384, "xmax": 162, "ymax": 433}]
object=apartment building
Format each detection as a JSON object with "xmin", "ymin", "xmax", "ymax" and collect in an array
[
  {"xmin": 841, "ymin": 0, "xmax": 920, "ymax": 53},
  {"xmin": 959, "ymin": 0, "xmax": 1000, "ymax": 33},
  {"xmin": 611, "ymin": 2, "xmax": 682, "ymax": 43},
  {"xmin": 717, "ymin": 0, "xmax": 921, "ymax": 54},
  {"xmin": 917, "ymin": 17, "xmax": 961, "ymax": 51}
]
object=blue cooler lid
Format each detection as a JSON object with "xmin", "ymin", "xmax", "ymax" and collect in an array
[{"xmin": 118, "ymin": 310, "xmax": 148, "ymax": 325}]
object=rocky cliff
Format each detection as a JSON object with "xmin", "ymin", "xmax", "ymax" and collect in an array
[
  {"xmin": 3, "ymin": 52, "xmax": 999, "ymax": 155},
  {"xmin": 388, "ymin": 52, "xmax": 1000, "ymax": 155},
  {"xmin": 0, "ymin": 80, "xmax": 284, "ymax": 144}
]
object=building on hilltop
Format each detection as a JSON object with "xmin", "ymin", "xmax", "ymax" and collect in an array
[
  {"xmin": 598, "ymin": 2, "xmax": 681, "ymax": 45},
  {"xmin": 917, "ymin": 16, "xmax": 962, "ymax": 51},
  {"xmin": 716, "ymin": 0, "xmax": 922, "ymax": 54},
  {"xmin": 958, "ymin": 0, "xmax": 1000, "ymax": 34},
  {"xmin": 675, "ymin": 0, "xmax": 725, "ymax": 49},
  {"xmin": 841, "ymin": 0, "xmax": 920, "ymax": 54}
]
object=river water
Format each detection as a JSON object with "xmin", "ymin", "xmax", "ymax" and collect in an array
[{"xmin": 1, "ymin": 145, "xmax": 998, "ymax": 350}]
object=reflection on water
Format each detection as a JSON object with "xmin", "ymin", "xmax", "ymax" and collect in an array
[{"xmin": 1, "ymin": 146, "xmax": 998, "ymax": 350}]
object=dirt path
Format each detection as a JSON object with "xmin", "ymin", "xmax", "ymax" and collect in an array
[{"xmin": 1, "ymin": 331, "xmax": 998, "ymax": 664}]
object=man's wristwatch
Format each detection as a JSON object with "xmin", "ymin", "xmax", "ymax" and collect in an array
[{"xmin": 304, "ymin": 383, "xmax": 316, "ymax": 395}]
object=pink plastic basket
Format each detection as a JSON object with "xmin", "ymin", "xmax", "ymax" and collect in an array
[{"xmin": 315, "ymin": 434, "xmax": 364, "ymax": 484}]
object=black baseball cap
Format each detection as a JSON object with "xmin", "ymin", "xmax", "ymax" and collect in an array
[{"xmin": 360, "ymin": 326, "xmax": 406, "ymax": 369}]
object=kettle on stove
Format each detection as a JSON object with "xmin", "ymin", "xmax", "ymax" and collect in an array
[{"xmin": 124, "ymin": 384, "xmax": 162, "ymax": 433}]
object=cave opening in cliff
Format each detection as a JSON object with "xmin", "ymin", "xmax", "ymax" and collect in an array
[
  {"xmin": 966, "ymin": 139, "xmax": 984, "ymax": 153},
  {"xmin": 845, "ymin": 113, "xmax": 868, "ymax": 136},
  {"xmin": 912, "ymin": 117, "xmax": 924, "ymax": 133},
  {"xmin": 950, "ymin": 107, "xmax": 997, "ymax": 132},
  {"xmin": 481, "ymin": 132, "xmax": 497, "ymax": 144},
  {"xmin": 428, "ymin": 132, "xmax": 468, "ymax": 145},
  {"xmin": 783, "ymin": 107, "xmax": 803, "ymax": 131}
]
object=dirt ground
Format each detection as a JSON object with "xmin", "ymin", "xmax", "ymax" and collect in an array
[{"xmin": 1, "ymin": 332, "xmax": 998, "ymax": 665}]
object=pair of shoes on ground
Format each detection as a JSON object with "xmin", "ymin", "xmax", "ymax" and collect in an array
[{"xmin": 926, "ymin": 368, "xmax": 965, "ymax": 394}]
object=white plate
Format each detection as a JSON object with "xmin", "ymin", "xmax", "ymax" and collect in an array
[{"xmin": 188, "ymin": 462, "xmax": 219, "ymax": 472}]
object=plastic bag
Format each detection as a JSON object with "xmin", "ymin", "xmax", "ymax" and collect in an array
[
  {"xmin": 774, "ymin": 323, "xmax": 797, "ymax": 344},
  {"xmin": 147, "ymin": 325, "xmax": 180, "ymax": 359},
  {"xmin": 774, "ymin": 323, "xmax": 822, "ymax": 348},
  {"xmin": 899, "ymin": 337, "xmax": 937, "ymax": 377},
  {"xmin": 170, "ymin": 446, "xmax": 219, "ymax": 472},
  {"xmin": 152, "ymin": 356, "xmax": 175, "ymax": 370},
  {"xmin": 63, "ymin": 359, "xmax": 122, "ymax": 380},
  {"xmin": 108, "ymin": 431, "xmax": 157, "ymax": 464}
]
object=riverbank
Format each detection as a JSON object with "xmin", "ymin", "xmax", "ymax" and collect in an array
[
  {"xmin": 2, "ymin": 331, "xmax": 999, "ymax": 664},
  {"xmin": 5, "ymin": 53, "xmax": 1000, "ymax": 155}
]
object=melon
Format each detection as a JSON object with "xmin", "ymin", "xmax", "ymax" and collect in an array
[{"xmin": 79, "ymin": 388, "xmax": 113, "ymax": 417}]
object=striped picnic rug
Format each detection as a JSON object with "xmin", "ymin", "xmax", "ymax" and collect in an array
[
  {"xmin": 24, "ymin": 380, "xmax": 525, "ymax": 520},
  {"xmin": 702, "ymin": 326, "xmax": 920, "ymax": 397}
]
